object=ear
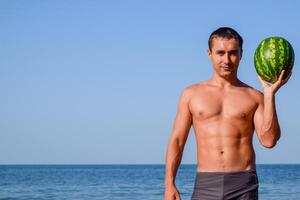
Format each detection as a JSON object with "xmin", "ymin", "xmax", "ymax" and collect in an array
[
  {"xmin": 208, "ymin": 49, "xmax": 212, "ymax": 60},
  {"xmin": 239, "ymin": 50, "xmax": 243, "ymax": 60}
]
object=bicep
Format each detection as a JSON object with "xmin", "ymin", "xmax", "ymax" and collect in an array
[
  {"xmin": 253, "ymin": 96, "xmax": 264, "ymax": 139},
  {"xmin": 170, "ymin": 90, "xmax": 192, "ymax": 145}
]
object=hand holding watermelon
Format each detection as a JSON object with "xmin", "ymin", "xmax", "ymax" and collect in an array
[
  {"xmin": 254, "ymin": 37, "xmax": 294, "ymax": 85},
  {"xmin": 258, "ymin": 69, "xmax": 292, "ymax": 95}
]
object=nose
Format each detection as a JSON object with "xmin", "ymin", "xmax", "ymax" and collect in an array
[{"xmin": 224, "ymin": 53, "xmax": 230, "ymax": 64}]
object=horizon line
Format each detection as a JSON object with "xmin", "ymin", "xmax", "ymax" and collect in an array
[{"xmin": 0, "ymin": 163, "xmax": 300, "ymax": 165}]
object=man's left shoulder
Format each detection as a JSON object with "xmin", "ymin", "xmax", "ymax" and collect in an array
[{"xmin": 240, "ymin": 82, "xmax": 263, "ymax": 103}]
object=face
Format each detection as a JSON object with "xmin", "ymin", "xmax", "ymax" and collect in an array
[{"xmin": 208, "ymin": 37, "xmax": 242, "ymax": 78}]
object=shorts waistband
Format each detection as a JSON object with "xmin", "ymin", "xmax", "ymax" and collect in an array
[{"xmin": 196, "ymin": 169, "xmax": 256, "ymax": 175}]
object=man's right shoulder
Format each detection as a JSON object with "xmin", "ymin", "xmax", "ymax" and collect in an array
[
  {"xmin": 184, "ymin": 81, "xmax": 208, "ymax": 92},
  {"xmin": 180, "ymin": 81, "xmax": 208, "ymax": 99}
]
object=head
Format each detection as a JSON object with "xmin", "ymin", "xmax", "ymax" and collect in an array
[
  {"xmin": 208, "ymin": 27, "xmax": 243, "ymax": 79},
  {"xmin": 208, "ymin": 27, "xmax": 243, "ymax": 52}
]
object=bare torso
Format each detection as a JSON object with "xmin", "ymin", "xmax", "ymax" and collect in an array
[{"xmin": 188, "ymin": 80, "xmax": 260, "ymax": 172}]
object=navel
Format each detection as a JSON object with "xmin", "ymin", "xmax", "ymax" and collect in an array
[{"xmin": 241, "ymin": 113, "xmax": 246, "ymax": 118}]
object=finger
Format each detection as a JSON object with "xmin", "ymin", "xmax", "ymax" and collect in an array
[
  {"xmin": 258, "ymin": 76, "xmax": 273, "ymax": 87},
  {"xmin": 273, "ymin": 72, "xmax": 283, "ymax": 87},
  {"xmin": 258, "ymin": 76, "xmax": 266, "ymax": 87},
  {"xmin": 271, "ymin": 70, "xmax": 285, "ymax": 89},
  {"xmin": 282, "ymin": 71, "xmax": 292, "ymax": 84},
  {"xmin": 277, "ymin": 70, "xmax": 285, "ymax": 82}
]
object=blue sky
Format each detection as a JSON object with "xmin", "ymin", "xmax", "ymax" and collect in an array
[{"xmin": 0, "ymin": 0, "xmax": 299, "ymax": 164}]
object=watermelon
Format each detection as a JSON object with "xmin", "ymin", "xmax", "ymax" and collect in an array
[{"xmin": 254, "ymin": 37, "xmax": 294, "ymax": 83}]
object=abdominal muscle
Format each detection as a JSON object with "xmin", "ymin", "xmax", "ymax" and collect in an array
[{"xmin": 193, "ymin": 117, "xmax": 256, "ymax": 172}]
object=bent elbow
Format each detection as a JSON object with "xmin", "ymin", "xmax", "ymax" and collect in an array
[
  {"xmin": 263, "ymin": 143, "xmax": 276, "ymax": 149},
  {"xmin": 259, "ymin": 130, "xmax": 281, "ymax": 149},
  {"xmin": 262, "ymin": 140, "xmax": 277, "ymax": 149}
]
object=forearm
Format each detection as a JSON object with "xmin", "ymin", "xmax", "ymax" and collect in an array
[
  {"xmin": 261, "ymin": 93, "xmax": 281, "ymax": 145},
  {"xmin": 165, "ymin": 138, "xmax": 184, "ymax": 186}
]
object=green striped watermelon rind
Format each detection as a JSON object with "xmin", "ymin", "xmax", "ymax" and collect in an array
[{"xmin": 254, "ymin": 37, "xmax": 294, "ymax": 83}]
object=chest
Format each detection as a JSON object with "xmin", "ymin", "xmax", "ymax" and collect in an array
[{"xmin": 189, "ymin": 90, "xmax": 258, "ymax": 121}]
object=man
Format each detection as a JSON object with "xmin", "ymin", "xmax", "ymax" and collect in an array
[{"xmin": 164, "ymin": 27, "xmax": 291, "ymax": 200}]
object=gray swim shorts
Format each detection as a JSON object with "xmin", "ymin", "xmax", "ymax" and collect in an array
[{"xmin": 191, "ymin": 169, "xmax": 258, "ymax": 200}]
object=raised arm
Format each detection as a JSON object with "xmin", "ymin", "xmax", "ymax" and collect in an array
[
  {"xmin": 254, "ymin": 70, "xmax": 291, "ymax": 148},
  {"xmin": 164, "ymin": 88, "xmax": 193, "ymax": 200},
  {"xmin": 253, "ymin": 91, "xmax": 281, "ymax": 148}
]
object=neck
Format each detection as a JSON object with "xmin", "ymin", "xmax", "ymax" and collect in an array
[{"xmin": 211, "ymin": 74, "xmax": 240, "ymax": 89}]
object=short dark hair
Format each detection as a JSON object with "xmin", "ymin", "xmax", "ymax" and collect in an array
[{"xmin": 208, "ymin": 27, "xmax": 243, "ymax": 52}]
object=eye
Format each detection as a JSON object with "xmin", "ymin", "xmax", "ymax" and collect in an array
[
  {"xmin": 216, "ymin": 51, "xmax": 225, "ymax": 55},
  {"xmin": 229, "ymin": 50, "xmax": 239, "ymax": 56}
]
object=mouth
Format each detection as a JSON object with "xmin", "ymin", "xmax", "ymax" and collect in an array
[{"xmin": 221, "ymin": 66, "xmax": 232, "ymax": 70}]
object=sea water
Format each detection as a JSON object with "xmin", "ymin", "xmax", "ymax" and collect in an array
[{"xmin": 0, "ymin": 164, "xmax": 299, "ymax": 200}]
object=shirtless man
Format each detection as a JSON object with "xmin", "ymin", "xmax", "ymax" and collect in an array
[{"xmin": 164, "ymin": 27, "xmax": 291, "ymax": 200}]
